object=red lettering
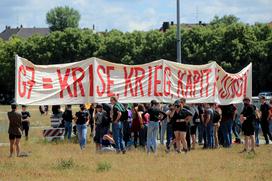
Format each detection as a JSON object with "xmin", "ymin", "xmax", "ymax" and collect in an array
[
  {"xmin": 72, "ymin": 67, "xmax": 85, "ymax": 97},
  {"xmin": 202, "ymin": 69, "xmax": 212, "ymax": 97},
  {"xmin": 193, "ymin": 70, "xmax": 201, "ymax": 97},
  {"xmin": 89, "ymin": 65, "xmax": 94, "ymax": 96},
  {"xmin": 17, "ymin": 66, "xmax": 35, "ymax": 99},
  {"xmin": 96, "ymin": 65, "xmax": 106, "ymax": 97},
  {"xmin": 134, "ymin": 67, "xmax": 145, "ymax": 96},
  {"xmin": 148, "ymin": 66, "xmax": 152, "ymax": 96},
  {"xmin": 124, "ymin": 67, "xmax": 135, "ymax": 96},
  {"xmin": 185, "ymin": 70, "xmax": 193, "ymax": 97},
  {"xmin": 177, "ymin": 70, "xmax": 186, "ymax": 98},
  {"xmin": 154, "ymin": 65, "xmax": 163, "ymax": 96},
  {"xmin": 18, "ymin": 65, "xmax": 26, "ymax": 98},
  {"xmin": 163, "ymin": 67, "xmax": 171, "ymax": 96},
  {"xmin": 106, "ymin": 66, "xmax": 115, "ymax": 97},
  {"xmin": 57, "ymin": 68, "xmax": 73, "ymax": 98}
]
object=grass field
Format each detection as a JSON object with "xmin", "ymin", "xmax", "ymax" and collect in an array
[{"xmin": 0, "ymin": 105, "xmax": 272, "ymax": 181}]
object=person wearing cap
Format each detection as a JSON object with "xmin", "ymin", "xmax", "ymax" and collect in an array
[
  {"xmin": 7, "ymin": 104, "xmax": 23, "ymax": 157},
  {"xmin": 240, "ymin": 97, "xmax": 256, "ymax": 153},
  {"xmin": 75, "ymin": 104, "xmax": 90, "ymax": 150},
  {"xmin": 62, "ymin": 105, "xmax": 73, "ymax": 141},
  {"xmin": 143, "ymin": 100, "xmax": 167, "ymax": 153},
  {"xmin": 259, "ymin": 96, "xmax": 272, "ymax": 144},
  {"xmin": 94, "ymin": 104, "xmax": 111, "ymax": 151},
  {"xmin": 21, "ymin": 105, "xmax": 31, "ymax": 141},
  {"xmin": 169, "ymin": 98, "xmax": 193, "ymax": 153}
]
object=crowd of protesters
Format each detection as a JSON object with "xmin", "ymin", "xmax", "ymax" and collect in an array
[{"xmin": 6, "ymin": 95, "xmax": 272, "ymax": 157}]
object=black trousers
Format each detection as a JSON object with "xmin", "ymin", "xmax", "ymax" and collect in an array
[
  {"xmin": 22, "ymin": 121, "xmax": 29, "ymax": 137},
  {"xmin": 261, "ymin": 121, "xmax": 272, "ymax": 143}
]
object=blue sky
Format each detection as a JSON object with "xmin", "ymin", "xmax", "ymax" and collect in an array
[{"xmin": 0, "ymin": 0, "xmax": 271, "ymax": 32}]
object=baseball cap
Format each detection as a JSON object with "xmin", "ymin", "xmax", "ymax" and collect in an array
[{"xmin": 174, "ymin": 99, "xmax": 181, "ymax": 106}]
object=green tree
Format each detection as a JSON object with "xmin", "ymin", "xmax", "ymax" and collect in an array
[{"xmin": 46, "ymin": 6, "xmax": 81, "ymax": 32}]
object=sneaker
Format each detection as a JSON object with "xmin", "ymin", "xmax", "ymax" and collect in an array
[
  {"xmin": 165, "ymin": 149, "xmax": 170, "ymax": 153},
  {"xmin": 122, "ymin": 150, "xmax": 126, "ymax": 154}
]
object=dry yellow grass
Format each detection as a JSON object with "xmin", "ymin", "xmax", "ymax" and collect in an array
[{"xmin": 0, "ymin": 106, "xmax": 272, "ymax": 181}]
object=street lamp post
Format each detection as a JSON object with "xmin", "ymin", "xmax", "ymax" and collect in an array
[{"xmin": 177, "ymin": 0, "xmax": 181, "ymax": 63}]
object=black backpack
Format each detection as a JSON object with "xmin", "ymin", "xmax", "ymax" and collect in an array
[
  {"xmin": 213, "ymin": 110, "xmax": 221, "ymax": 123},
  {"xmin": 114, "ymin": 102, "xmax": 128, "ymax": 121}
]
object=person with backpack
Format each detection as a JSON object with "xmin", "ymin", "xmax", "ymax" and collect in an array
[
  {"xmin": 213, "ymin": 105, "xmax": 222, "ymax": 148},
  {"xmin": 190, "ymin": 104, "xmax": 201, "ymax": 150},
  {"xmin": 94, "ymin": 104, "xmax": 111, "ymax": 151},
  {"xmin": 62, "ymin": 105, "xmax": 73, "ymax": 141},
  {"xmin": 143, "ymin": 100, "xmax": 167, "ymax": 153},
  {"xmin": 203, "ymin": 103, "xmax": 215, "ymax": 149},
  {"xmin": 110, "ymin": 96, "xmax": 127, "ymax": 154}
]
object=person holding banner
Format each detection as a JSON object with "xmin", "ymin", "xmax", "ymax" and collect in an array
[
  {"xmin": 75, "ymin": 104, "xmax": 89, "ymax": 150},
  {"xmin": 143, "ymin": 100, "xmax": 167, "ymax": 154},
  {"xmin": 110, "ymin": 96, "xmax": 127, "ymax": 154}
]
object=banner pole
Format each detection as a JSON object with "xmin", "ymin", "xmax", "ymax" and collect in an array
[{"xmin": 14, "ymin": 55, "xmax": 18, "ymax": 104}]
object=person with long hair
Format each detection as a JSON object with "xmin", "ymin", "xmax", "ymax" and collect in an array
[
  {"xmin": 131, "ymin": 104, "xmax": 145, "ymax": 148},
  {"xmin": 170, "ymin": 99, "xmax": 193, "ymax": 153},
  {"xmin": 143, "ymin": 100, "xmax": 166, "ymax": 153}
]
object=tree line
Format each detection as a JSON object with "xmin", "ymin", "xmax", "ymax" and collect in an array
[{"xmin": 0, "ymin": 15, "xmax": 271, "ymax": 100}]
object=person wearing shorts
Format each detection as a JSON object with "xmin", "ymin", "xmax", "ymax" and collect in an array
[
  {"xmin": 170, "ymin": 99, "xmax": 193, "ymax": 153},
  {"xmin": 7, "ymin": 104, "xmax": 22, "ymax": 157},
  {"xmin": 240, "ymin": 97, "xmax": 256, "ymax": 154}
]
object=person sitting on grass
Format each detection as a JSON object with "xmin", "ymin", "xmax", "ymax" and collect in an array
[
  {"xmin": 7, "ymin": 104, "xmax": 22, "ymax": 157},
  {"xmin": 101, "ymin": 131, "xmax": 116, "ymax": 152}
]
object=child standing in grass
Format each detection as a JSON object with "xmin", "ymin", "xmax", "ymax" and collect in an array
[{"xmin": 21, "ymin": 105, "xmax": 31, "ymax": 141}]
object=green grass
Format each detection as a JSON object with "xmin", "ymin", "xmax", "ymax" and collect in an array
[{"xmin": 0, "ymin": 106, "xmax": 272, "ymax": 181}]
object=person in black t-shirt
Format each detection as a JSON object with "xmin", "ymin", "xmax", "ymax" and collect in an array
[
  {"xmin": 259, "ymin": 96, "xmax": 272, "ymax": 144},
  {"xmin": 63, "ymin": 105, "xmax": 73, "ymax": 141},
  {"xmin": 170, "ymin": 98, "xmax": 192, "ymax": 153},
  {"xmin": 240, "ymin": 97, "xmax": 256, "ymax": 153},
  {"xmin": 75, "ymin": 104, "xmax": 89, "ymax": 150},
  {"xmin": 21, "ymin": 105, "xmax": 30, "ymax": 140},
  {"xmin": 143, "ymin": 100, "xmax": 167, "ymax": 153},
  {"xmin": 88, "ymin": 104, "xmax": 94, "ymax": 138}
]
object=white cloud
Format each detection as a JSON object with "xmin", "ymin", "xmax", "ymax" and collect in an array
[{"xmin": 0, "ymin": 0, "xmax": 271, "ymax": 32}]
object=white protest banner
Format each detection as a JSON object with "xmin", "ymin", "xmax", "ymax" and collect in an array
[{"xmin": 15, "ymin": 55, "xmax": 252, "ymax": 105}]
